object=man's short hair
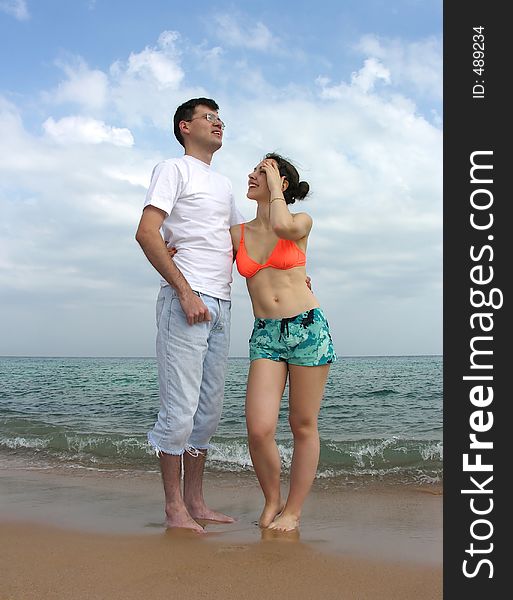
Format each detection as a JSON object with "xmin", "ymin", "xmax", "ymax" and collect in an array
[{"xmin": 173, "ymin": 97, "xmax": 220, "ymax": 147}]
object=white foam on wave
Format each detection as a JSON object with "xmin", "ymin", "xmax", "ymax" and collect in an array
[
  {"xmin": 1, "ymin": 436, "xmax": 49, "ymax": 449},
  {"xmin": 347, "ymin": 437, "xmax": 400, "ymax": 468},
  {"xmin": 420, "ymin": 441, "xmax": 443, "ymax": 461},
  {"xmin": 208, "ymin": 440, "xmax": 294, "ymax": 471}
]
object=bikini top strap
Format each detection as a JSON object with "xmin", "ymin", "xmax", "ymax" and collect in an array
[{"xmin": 240, "ymin": 222, "xmax": 245, "ymax": 244}]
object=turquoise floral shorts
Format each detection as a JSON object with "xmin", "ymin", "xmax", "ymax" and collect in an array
[{"xmin": 249, "ymin": 308, "xmax": 337, "ymax": 366}]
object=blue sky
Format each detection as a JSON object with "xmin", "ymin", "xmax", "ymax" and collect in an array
[{"xmin": 0, "ymin": 0, "xmax": 442, "ymax": 357}]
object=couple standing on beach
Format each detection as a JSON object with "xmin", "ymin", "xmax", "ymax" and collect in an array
[{"xmin": 135, "ymin": 97, "xmax": 336, "ymax": 533}]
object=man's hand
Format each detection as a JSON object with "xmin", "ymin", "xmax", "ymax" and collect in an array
[
  {"xmin": 179, "ymin": 290, "xmax": 211, "ymax": 326},
  {"xmin": 306, "ymin": 275, "xmax": 312, "ymax": 291}
]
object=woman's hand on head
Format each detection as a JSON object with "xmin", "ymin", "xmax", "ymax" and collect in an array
[{"xmin": 261, "ymin": 159, "xmax": 286, "ymax": 195}]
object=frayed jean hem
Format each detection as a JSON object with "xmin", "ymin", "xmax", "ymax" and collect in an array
[
  {"xmin": 147, "ymin": 432, "xmax": 184, "ymax": 457},
  {"xmin": 147, "ymin": 433, "xmax": 210, "ymax": 458},
  {"xmin": 187, "ymin": 443, "xmax": 211, "ymax": 451}
]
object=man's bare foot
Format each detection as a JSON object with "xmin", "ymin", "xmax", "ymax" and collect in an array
[
  {"xmin": 267, "ymin": 512, "xmax": 300, "ymax": 532},
  {"xmin": 186, "ymin": 503, "xmax": 235, "ymax": 523},
  {"xmin": 258, "ymin": 501, "xmax": 284, "ymax": 529},
  {"xmin": 165, "ymin": 504, "xmax": 205, "ymax": 533}
]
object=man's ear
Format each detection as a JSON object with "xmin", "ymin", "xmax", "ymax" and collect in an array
[{"xmin": 179, "ymin": 120, "xmax": 190, "ymax": 139}]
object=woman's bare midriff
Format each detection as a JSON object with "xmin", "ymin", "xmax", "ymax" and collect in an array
[{"xmin": 246, "ymin": 266, "xmax": 320, "ymax": 319}]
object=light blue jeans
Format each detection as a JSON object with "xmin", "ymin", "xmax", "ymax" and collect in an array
[{"xmin": 148, "ymin": 285, "xmax": 231, "ymax": 456}]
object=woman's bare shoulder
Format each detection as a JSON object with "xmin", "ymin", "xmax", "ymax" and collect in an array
[{"xmin": 293, "ymin": 211, "xmax": 313, "ymax": 224}]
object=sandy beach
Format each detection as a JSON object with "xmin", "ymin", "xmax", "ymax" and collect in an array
[{"xmin": 0, "ymin": 463, "xmax": 442, "ymax": 599}]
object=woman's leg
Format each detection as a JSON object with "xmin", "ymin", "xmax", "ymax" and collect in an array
[
  {"xmin": 245, "ymin": 358, "xmax": 289, "ymax": 527},
  {"xmin": 268, "ymin": 363, "xmax": 330, "ymax": 531}
]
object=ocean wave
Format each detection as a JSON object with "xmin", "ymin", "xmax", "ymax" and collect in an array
[
  {"xmin": 366, "ymin": 388, "xmax": 399, "ymax": 396},
  {"xmin": 0, "ymin": 431, "xmax": 442, "ymax": 484},
  {"xmin": 0, "ymin": 432, "xmax": 154, "ymax": 460},
  {"xmin": 323, "ymin": 437, "xmax": 443, "ymax": 469},
  {"xmin": 1, "ymin": 436, "xmax": 49, "ymax": 450}
]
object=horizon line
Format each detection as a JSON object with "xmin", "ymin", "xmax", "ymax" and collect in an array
[{"xmin": 0, "ymin": 353, "xmax": 443, "ymax": 359}]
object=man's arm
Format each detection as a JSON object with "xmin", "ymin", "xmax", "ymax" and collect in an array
[{"xmin": 135, "ymin": 205, "xmax": 210, "ymax": 325}]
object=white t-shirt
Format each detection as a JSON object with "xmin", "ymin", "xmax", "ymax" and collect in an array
[{"xmin": 144, "ymin": 155, "xmax": 244, "ymax": 301}]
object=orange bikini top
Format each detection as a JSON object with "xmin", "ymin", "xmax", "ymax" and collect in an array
[{"xmin": 236, "ymin": 223, "xmax": 306, "ymax": 279}]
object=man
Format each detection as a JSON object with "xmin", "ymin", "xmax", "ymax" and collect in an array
[{"xmin": 135, "ymin": 98, "xmax": 242, "ymax": 532}]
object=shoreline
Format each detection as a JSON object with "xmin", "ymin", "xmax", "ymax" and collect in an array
[
  {"xmin": 1, "ymin": 459, "xmax": 442, "ymax": 563},
  {"xmin": 1, "ymin": 461, "xmax": 442, "ymax": 599}
]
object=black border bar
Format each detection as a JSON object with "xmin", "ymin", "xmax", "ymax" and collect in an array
[{"xmin": 443, "ymin": 2, "xmax": 508, "ymax": 596}]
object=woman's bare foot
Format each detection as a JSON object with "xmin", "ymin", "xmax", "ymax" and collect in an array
[
  {"xmin": 259, "ymin": 501, "xmax": 284, "ymax": 528},
  {"xmin": 267, "ymin": 512, "xmax": 300, "ymax": 532}
]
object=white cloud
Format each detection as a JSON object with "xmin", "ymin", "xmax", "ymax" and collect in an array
[
  {"xmin": 0, "ymin": 97, "xmax": 151, "ymax": 331},
  {"xmin": 0, "ymin": 0, "xmax": 29, "ymax": 20},
  {"xmin": 106, "ymin": 30, "xmax": 199, "ymax": 129},
  {"xmin": 356, "ymin": 34, "xmax": 442, "ymax": 100},
  {"xmin": 43, "ymin": 116, "xmax": 134, "ymax": 146},
  {"xmin": 351, "ymin": 58, "xmax": 391, "ymax": 93},
  {"xmin": 48, "ymin": 58, "xmax": 109, "ymax": 110},
  {"xmin": 317, "ymin": 57, "xmax": 391, "ymax": 98},
  {"xmin": 213, "ymin": 14, "xmax": 278, "ymax": 52},
  {"xmin": 0, "ymin": 97, "xmax": 55, "ymax": 171},
  {"xmin": 40, "ymin": 33, "xmax": 188, "ymax": 131},
  {"xmin": 114, "ymin": 30, "xmax": 184, "ymax": 89}
]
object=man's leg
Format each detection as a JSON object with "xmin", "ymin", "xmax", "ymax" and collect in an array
[
  {"xmin": 184, "ymin": 295, "xmax": 234, "ymax": 522},
  {"xmin": 149, "ymin": 286, "xmax": 209, "ymax": 532},
  {"xmin": 182, "ymin": 451, "xmax": 233, "ymax": 522},
  {"xmin": 160, "ymin": 453, "xmax": 204, "ymax": 532}
]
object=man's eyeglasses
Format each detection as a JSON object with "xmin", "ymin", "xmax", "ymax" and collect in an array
[{"xmin": 185, "ymin": 112, "xmax": 225, "ymax": 130}]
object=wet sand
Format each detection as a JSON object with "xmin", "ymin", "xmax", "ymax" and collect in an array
[{"xmin": 0, "ymin": 464, "xmax": 442, "ymax": 599}]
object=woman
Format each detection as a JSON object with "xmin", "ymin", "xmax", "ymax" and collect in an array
[{"xmin": 231, "ymin": 153, "xmax": 336, "ymax": 532}]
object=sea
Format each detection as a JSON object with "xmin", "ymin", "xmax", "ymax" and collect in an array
[{"xmin": 0, "ymin": 355, "xmax": 442, "ymax": 488}]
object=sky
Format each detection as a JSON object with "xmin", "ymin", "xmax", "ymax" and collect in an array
[{"xmin": 0, "ymin": 0, "xmax": 442, "ymax": 358}]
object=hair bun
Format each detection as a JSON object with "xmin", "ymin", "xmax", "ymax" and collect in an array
[{"xmin": 295, "ymin": 181, "xmax": 310, "ymax": 201}]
